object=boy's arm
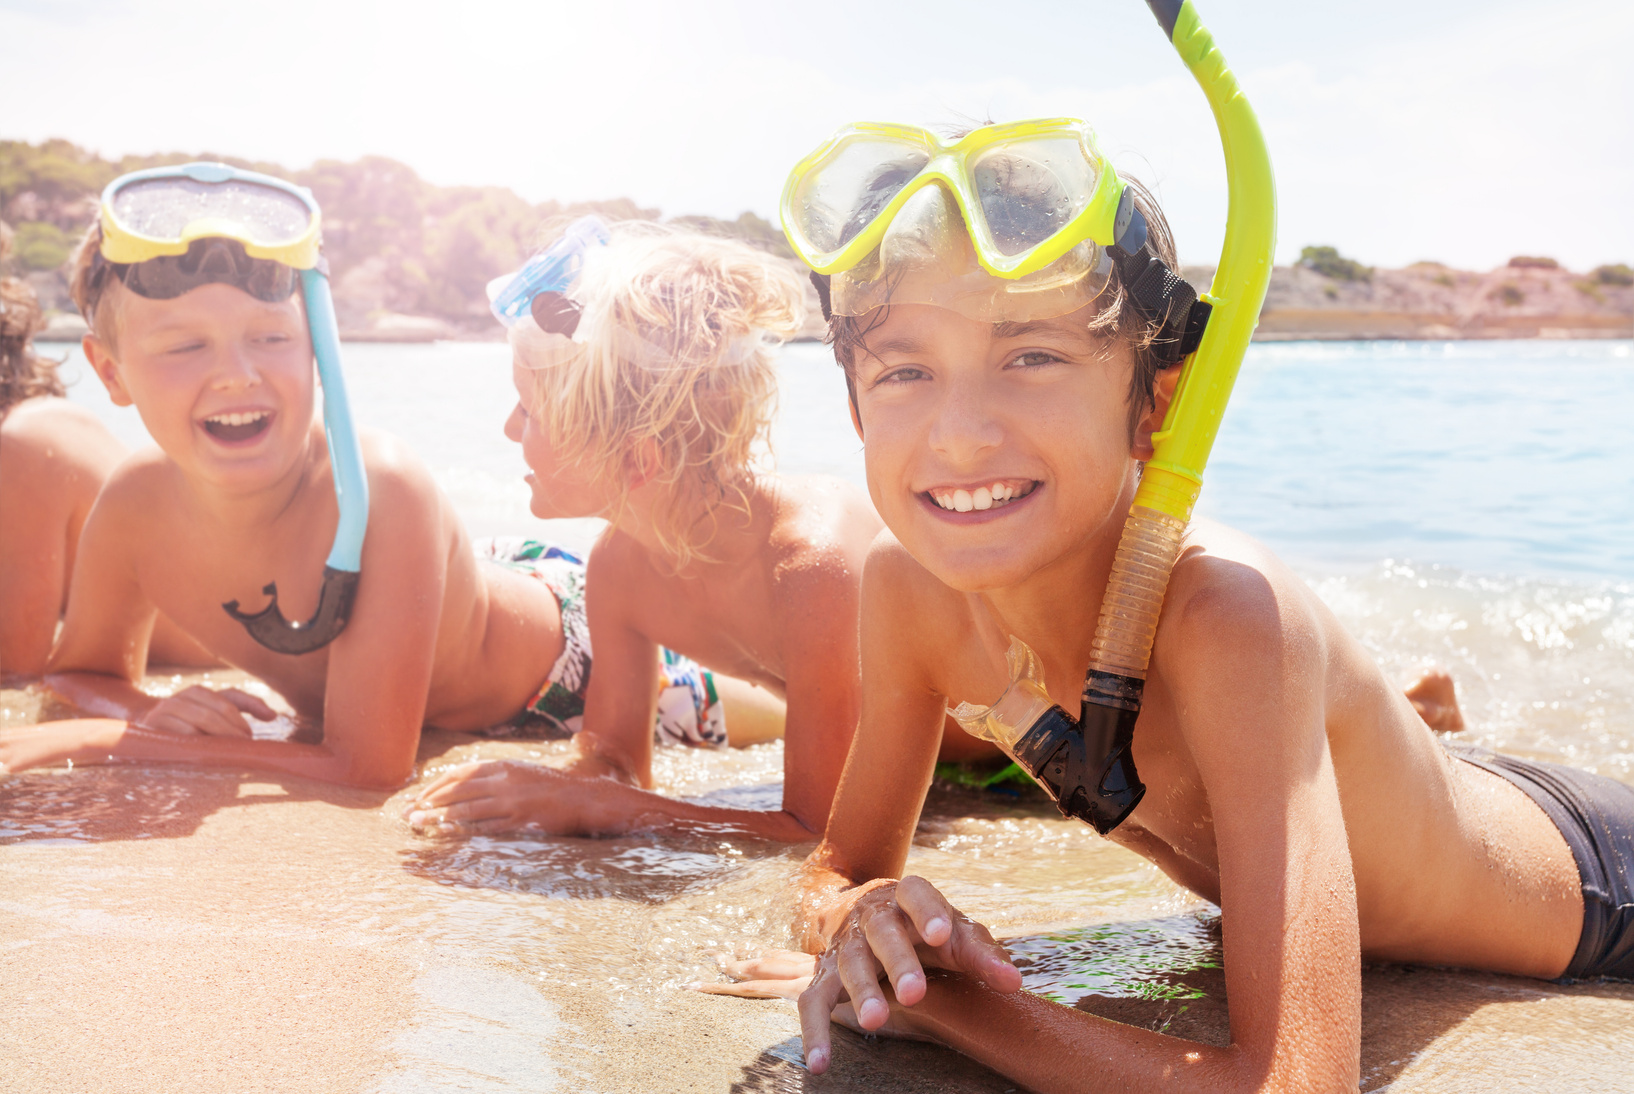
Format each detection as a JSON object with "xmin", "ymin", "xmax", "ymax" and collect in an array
[
  {"xmin": 801, "ymin": 563, "xmax": 1363, "ymax": 1091},
  {"xmin": 44, "ymin": 480, "xmax": 165, "ymax": 715},
  {"xmin": 564, "ymin": 537, "xmax": 663, "ymax": 785},
  {"xmin": 767, "ymin": 548, "xmax": 864, "ymax": 833}
]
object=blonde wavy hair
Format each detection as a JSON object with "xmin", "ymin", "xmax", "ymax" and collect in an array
[{"xmin": 512, "ymin": 222, "xmax": 805, "ymax": 566}]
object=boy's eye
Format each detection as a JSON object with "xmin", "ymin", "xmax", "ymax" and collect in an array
[
  {"xmin": 873, "ymin": 365, "xmax": 928, "ymax": 386},
  {"xmin": 1008, "ymin": 350, "xmax": 1064, "ymax": 370}
]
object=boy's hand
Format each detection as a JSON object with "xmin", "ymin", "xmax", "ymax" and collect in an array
[
  {"xmin": 135, "ymin": 686, "xmax": 278, "ymax": 738},
  {"xmin": 405, "ymin": 759, "xmax": 584, "ymax": 835},
  {"xmin": 797, "ymin": 876, "xmax": 1020, "ymax": 1074}
]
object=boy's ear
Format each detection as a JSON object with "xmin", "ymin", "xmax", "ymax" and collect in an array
[
  {"xmin": 623, "ymin": 437, "xmax": 663, "ymax": 489},
  {"xmin": 82, "ymin": 333, "xmax": 133, "ymax": 407},
  {"xmin": 1131, "ymin": 365, "xmax": 1183, "ymax": 462}
]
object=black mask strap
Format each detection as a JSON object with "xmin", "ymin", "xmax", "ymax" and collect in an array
[{"xmin": 1106, "ymin": 192, "xmax": 1211, "ymax": 366}]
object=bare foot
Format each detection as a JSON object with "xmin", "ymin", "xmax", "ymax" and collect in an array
[{"xmin": 1406, "ymin": 668, "xmax": 1465, "ymax": 733}]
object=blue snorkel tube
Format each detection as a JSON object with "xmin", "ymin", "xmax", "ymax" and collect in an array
[{"xmin": 222, "ymin": 266, "xmax": 369, "ymax": 654}]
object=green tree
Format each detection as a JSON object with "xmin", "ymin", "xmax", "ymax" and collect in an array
[{"xmin": 1298, "ymin": 245, "xmax": 1372, "ymax": 282}]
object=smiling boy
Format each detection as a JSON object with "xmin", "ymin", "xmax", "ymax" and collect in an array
[{"xmin": 704, "ymin": 119, "xmax": 1634, "ymax": 1091}]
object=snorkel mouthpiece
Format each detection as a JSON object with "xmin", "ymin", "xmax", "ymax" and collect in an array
[
  {"xmin": 223, "ymin": 566, "xmax": 361, "ymax": 655},
  {"xmin": 953, "ymin": 638, "xmax": 1146, "ymax": 834}
]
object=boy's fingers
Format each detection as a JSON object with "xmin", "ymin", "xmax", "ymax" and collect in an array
[
  {"xmin": 719, "ymin": 950, "xmax": 815, "ymax": 981},
  {"xmin": 181, "ymin": 689, "xmax": 256, "ymax": 737},
  {"xmin": 944, "ymin": 916, "xmax": 1022, "ymax": 993},
  {"xmin": 896, "ymin": 875, "xmax": 956, "ymax": 947},
  {"xmin": 834, "ymin": 934, "xmax": 889, "ymax": 1030},
  {"xmin": 796, "ymin": 966, "xmax": 843, "ymax": 1074},
  {"xmin": 417, "ymin": 771, "xmax": 506, "ymax": 808},
  {"xmin": 861, "ymin": 908, "xmax": 928, "ymax": 1006},
  {"xmin": 220, "ymin": 688, "xmax": 279, "ymax": 721},
  {"xmin": 691, "ymin": 977, "xmax": 810, "ymax": 1000}
]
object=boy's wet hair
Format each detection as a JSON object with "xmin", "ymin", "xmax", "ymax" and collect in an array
[
  {"xmin": 512, "ymin": 221, "xmax": 805, "ymax": 566},
  {"xmin": 1, "ymin": 221, "xmax": 66, "ymax": 412},
  {"xmin": 825, "ymin": 175, "xmax": 1185, "ymax": 440},
  {"xmin": 67, "ymin": 221, "xmax": 120, "ymax": 348}
]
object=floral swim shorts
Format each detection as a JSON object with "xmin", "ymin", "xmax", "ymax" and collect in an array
[{"xmin": 473, "ymin": 538, "xmax": 727, "ymax": 748}]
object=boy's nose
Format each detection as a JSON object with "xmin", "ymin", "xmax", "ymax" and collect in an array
[
  {"xmin": 927, "ymin": 378, "xmax": 1004, "ymax": 465},
  {"xmin": 210, "ymin": 343, "xmax": 263, "ymax": 389},
  {"xmin": 504, "ymin": 402, "xmax": 524, "ymax": 443}
]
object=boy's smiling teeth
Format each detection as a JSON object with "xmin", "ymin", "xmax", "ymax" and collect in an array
[
  {"xmin": 202, "ymin": 409, "xmax": 272, "ymax": 442},
  {"xmin": 927, "ymin": 480, "xmax": 1038, "ymax": 513}
]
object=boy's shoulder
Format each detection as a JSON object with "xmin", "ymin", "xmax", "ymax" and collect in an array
[
  {"xmin": 858, "ymin": 526, "xmax": 972, "ymax": 628},
  {"xmin": 1, "ymin": 397, "xmax": 123, "ymax": 468},
  {"xmin": 356, "ymin": 427, "xmax": 438, "ymax": 497},
  {"xmin": 1154, "ymin": 517, "xmax": 1327, "ymax": 684},
  {"xmin": 766, "ymin": 474, "xmax": 881, "ymax": 589}
]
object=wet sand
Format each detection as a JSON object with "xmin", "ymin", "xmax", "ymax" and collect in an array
[{"xmin": 4, "ymin": 667, "xmax": 1632, "ymax": 1093}]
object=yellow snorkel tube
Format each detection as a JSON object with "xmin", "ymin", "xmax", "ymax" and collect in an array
[{"xmin": 954, "ymin": 0, "xmax": 1275, "ymax": 833}]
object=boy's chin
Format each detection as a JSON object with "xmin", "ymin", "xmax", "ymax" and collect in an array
[{"xmin": 917, "ymin": 542, "xmax": 1052, "ymax": 594}]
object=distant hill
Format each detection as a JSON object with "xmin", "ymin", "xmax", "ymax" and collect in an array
[
  {"xmin": 6, "ymin": 141, "xmax": 1628, "ymax": 344},
  {"xmin": 2, "ymin": 139, "xmax": 794, "ymax": 341},
  {"xmin": 1183, "ymin": 249, "xmax": 1632, "ymax": 342}
]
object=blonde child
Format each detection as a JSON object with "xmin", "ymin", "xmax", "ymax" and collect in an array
[{"xmin": 407, "ymin": 221, "xmax": 968, "ymax": 840}]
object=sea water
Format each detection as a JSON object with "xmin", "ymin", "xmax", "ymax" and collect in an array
[{"xmin": 2, "ymin": 339, "xmax": 1631, "ymax": 1091}]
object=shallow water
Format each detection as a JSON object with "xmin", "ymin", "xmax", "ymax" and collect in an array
[{"xmin": 6, "ymin": 339, "xmax": 1632, "ymax": 1090}]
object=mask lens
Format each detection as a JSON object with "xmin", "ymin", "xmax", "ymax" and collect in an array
[
  {"xmin": 790, "ymin": 138, "xmax": 931, "ymax": 254},
  {"xmin": 971, "ymin": 136, "xmax": 1098, "ymax": 256},
  {"xmin": 119, "ymin": 239, "xmax": 297, "ymax": 301},
  {"xmin": 110, "ymin": 178, "xmax": 313, "ymax": 248}
]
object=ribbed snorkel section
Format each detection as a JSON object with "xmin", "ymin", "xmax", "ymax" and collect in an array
[{"xmin": 1088, "ymin": 506, "xmax": 1187, "ymax": 684}]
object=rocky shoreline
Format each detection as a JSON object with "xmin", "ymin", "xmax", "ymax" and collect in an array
[{"xmin": 35, "ymin": 256, "xmax": 1629, "ymax": 345}]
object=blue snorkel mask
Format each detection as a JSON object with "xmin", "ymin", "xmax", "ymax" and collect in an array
[
  {"xmin": 487, "ymin": 215, "xmax": 612, "ymax": 334},
  {"xmin": 94, "ymin": 162, "xmax": 370, "ymax": 655}
]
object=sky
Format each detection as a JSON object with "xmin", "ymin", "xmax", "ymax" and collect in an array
[{"xmin": 3, "ymin": 0, "xmax": 1629, "ymax": 271}]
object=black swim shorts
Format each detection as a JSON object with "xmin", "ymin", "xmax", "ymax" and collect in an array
[{"xmin": 1454, "ymin": 747, "xmax": 1634, "ymax": 980}]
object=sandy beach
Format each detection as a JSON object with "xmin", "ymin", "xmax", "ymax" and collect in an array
[{"xmin": 5, "ymin": 668, "xmax": 1632, "ymax": 1093}]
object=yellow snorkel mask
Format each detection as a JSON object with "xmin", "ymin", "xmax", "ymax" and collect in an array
[
  {"xmin": 785, "ymin": 115, "xmax": 1213, "ymax": 361},
  {"xmin": 782, "ymin": 0, "xmax": 1275, "ymax": 834},
  {"xmin": 89, "ymin": 163, "xmax": 369, "ymax": 656}
]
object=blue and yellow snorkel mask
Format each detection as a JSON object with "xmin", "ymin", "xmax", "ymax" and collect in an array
[
  {"xmin": 89, "ymin": 162, "xmax": 369, "ymax": 655},
  {"xmin": 782, "ymin": 0, "xmax": 1275, "ymax": 834}
]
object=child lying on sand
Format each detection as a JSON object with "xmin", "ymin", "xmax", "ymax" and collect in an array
[
  {"xmin": 702, "ymin": 122, "xmax": 1634, "ymax": 1090},
  {"xmin": 0, "ymin": 172, "xmax": 718, "ymax": 787},
  {"xmin": 406, "ymin": 220, "xmax": 986, "ymax": 840},
  {"xmin": 0, "ymin": 221, "xmax": 211, "ymax": 675}
]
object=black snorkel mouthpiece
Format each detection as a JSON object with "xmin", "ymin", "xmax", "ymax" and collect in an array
[
  {"xmin": 951, "ymin": 644, "xmax": 1147, "ymax": 836},
  {"xmin": 1010, "ymin": 704, "xmax": 1145, "ymax": 835},
  {"xmin": 222, "ymin": 566, "xmax": 361, "ymax": 656}
]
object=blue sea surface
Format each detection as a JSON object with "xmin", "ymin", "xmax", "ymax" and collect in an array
[{"xmin": 59, "ymin": 337, "xmax": 1632, "ymax": 581}]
